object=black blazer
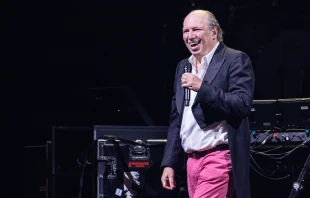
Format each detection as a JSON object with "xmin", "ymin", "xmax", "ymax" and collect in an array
[{"xmin": 161, "ymin": 42, "xmax": 255, "ymax": 198}]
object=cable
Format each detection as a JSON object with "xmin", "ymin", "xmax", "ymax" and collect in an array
[
  {"xmin": 253, "ymin": 138, "xmax": 310, "ymax": 160},
  {"xmin": 250, "ymin": 130, "xmax": 272, "ymax": 144},
  {"xmin": 249, "ymin": 133, "xmax": 310, "ymax": 182},
  {"xmin": 250, "ymin": 163, "xmax": 290, "ymax": 180},
  {"xmin": 250, "ymin": 131, "xmax": 272, "ymax": 149},
  {"xmin": 251, "ymin": 134, "xmax": 273, "ymax": 150},
  {"xmin": 257, "ymin": 145, "xmax": 283, "ymax": 153}
]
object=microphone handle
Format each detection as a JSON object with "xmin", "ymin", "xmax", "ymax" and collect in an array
[
  {"xmin": 185, "ymin": 88, "xmax": 190, "ymax": 106},
  {"xmin": 184, "ymin": 63, "xmax": 192, "ymax": 106}
]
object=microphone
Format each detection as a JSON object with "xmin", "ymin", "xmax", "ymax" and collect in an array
[{"xmin": 184, "ymin": 63, "xmax": 192, "ymax": 106}]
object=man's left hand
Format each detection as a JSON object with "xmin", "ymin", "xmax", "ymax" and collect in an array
[{"xmin": 181, "ymin": 73, "xmax": 202, "ymax": 92}]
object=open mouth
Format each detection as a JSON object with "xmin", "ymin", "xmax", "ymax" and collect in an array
[
  {"xmin": 189, "ymin": 40, "xmax": 201, "ymax": 50},
  {"xmin": 190, "ymin": 42, "xmax": 199, "ymax": 47}
]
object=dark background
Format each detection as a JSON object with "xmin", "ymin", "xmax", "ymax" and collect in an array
[
  {"xmin": 6, "ymin": 0, "xmax": 310, "ymax": 145},
  {"xmin": 4, "ymin": 0, "xmax": 310, "ymax": 197}
]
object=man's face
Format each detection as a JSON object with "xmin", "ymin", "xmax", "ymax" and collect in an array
[{"xmin": 182, "ymin": 12, "xmax": 216, "ymax": 58}]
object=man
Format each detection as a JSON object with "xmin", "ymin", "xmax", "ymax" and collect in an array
[{"xmin": 160, "ymin": 10, "xmax": 255, "ymax": 198}]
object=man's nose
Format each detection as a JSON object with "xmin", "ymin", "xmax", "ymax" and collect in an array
[{"xmin": 188, "ymin": 31, "xmax": 196, "ymax": 39}]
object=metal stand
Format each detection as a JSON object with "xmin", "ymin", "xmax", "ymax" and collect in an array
[{"xmin": 288, "ymin": 153, "xmax": 310, "ymax": 198}]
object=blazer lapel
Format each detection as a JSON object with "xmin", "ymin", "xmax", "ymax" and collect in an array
[
  {"xmin": 204, "ymin": 42, "xmax": 226, "ymax": 84},
  {"xmin": 176, "ymin": 82, "xmax": 184, "ymax": 114}
]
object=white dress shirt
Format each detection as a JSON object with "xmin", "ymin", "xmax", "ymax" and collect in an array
[{"xmin": 180, "ymin": 42, "xmax": 229, "ymax": 153}]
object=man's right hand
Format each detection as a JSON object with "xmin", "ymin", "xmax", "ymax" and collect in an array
[{"xmin": 161, "ymin": 167, "xmax": 176, "ymax": 190}]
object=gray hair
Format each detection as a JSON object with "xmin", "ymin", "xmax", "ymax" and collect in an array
[{"xmin": 189, "ymin": 10, "xmax": 224, "ymax": 41}]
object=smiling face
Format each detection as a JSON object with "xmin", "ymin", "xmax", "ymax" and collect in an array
[{"xmin": 182, "ymin": 11, "xmax": 218, "ymax": 62}]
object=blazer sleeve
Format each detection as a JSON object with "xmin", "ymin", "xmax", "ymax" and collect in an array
[
  {"xmin": 195, "ymin": 52, "xmax": 255, "ymax": 119},
  {"xmin": 160, "ymin": 61, "xmax": 184, "ymax": 170}
]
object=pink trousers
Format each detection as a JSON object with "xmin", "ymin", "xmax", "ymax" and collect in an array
[{"xmin": 186, "ymin": 149, "xmax": 235, "ymax": 198}]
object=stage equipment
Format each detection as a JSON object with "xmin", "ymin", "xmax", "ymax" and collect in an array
[
  {"xmin": 249, "ymin": 99, "xmax": 279, "ymax": 131},
  {"xmin": 278, "ymin": 98, "xmax": 310, "ymax": 130},
  {"xmin": 94, "ymin": 138, "xmax": 179, "ymax": 198},
  {"xmin": 92, "ymin": 125, "xmax": 181, "ymax": 198},
  {"xmin": 249, "ymin": 98, "xmax": 310, "ymax": 135},
  {"xmin": 250, "ymin": 131, "xmax": 309, "ymax": 146},
  {"xmin": 250, "ymin": 130, "xmax": 310, "ymax": 198}
]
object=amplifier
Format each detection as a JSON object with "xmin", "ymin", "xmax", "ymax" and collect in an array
[
  {"xmin": 94, "ymin": 139, "xmax": 180, "ymax": 198},
  {"xmin": 249, "ymin": 98, "xmax": 310, "ymax": 131},
  {"xmin": 278, "ymin": 98, "xmax": 310, "ymax": 129},
  {"xmin": 249, "ymin": 99, "xmax": 278, "ymax": 130}
]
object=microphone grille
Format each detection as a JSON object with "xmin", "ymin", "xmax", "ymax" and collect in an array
[{"xmin": 184, "ymin": 63, "xmax": 192, "ymax": 73}]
